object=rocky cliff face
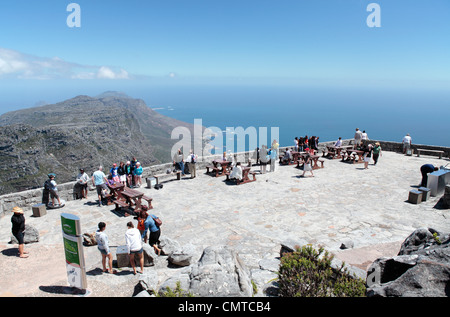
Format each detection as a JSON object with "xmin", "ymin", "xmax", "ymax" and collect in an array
[{"xmin": 0, "ymin": 93, "xmax": 194, "ymax": 195}]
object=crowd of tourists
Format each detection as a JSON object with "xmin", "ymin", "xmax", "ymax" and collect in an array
[{"xmin": 10, "ymin": 129, "xmax": 442, "ymax": 277}]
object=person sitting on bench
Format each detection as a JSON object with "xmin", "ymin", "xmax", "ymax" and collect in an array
[
  {"xmin": 281, "ymin": 148, "xmax": 292, "ymax": 164},
  {"xmin": 229, "ymin": 162, "xmax": 243, "ymax": 181}
]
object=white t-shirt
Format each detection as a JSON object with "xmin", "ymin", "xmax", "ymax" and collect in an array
[
  {"xmin": 403, "ymin": 135, "xmax": 411, "ymax": 144},
  {"xmin": 125, "ymin": 228, "xmax": 143, "ymax": 252}
]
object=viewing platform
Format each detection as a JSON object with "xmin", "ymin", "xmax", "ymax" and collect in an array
[{"xmin": 0, "ymin": 139, "xmax": 449, "ymax": 297}]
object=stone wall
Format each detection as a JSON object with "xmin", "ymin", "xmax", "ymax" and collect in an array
[{"xmin": 1, "ymin": 138, "xmax": 448, "ymax": 218}]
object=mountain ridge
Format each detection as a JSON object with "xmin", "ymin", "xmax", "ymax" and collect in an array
[{"xmin": 0, "ymin": 92, "xmax": 195, "ymax": 195}]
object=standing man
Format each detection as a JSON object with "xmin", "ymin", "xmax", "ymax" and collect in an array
[
  {"xmin": 402, "ymin": 133, "xmax": 412, "ymax": 154},
  {"xmin": 187, "ymin": 149, "xmax": 198, "ymax": 179},
  {"xmin": 354, "ymin": 128, "xmax": 363, "ymax": 149},
  {"xmin": 420, "ymin": 164, "xmax": 439, "ymax": 187},
  {"xmin": 92, "ymin": 166, "xmax": 108, "ymax": 207},
  {"xmin": 173, "ymin": 149, "xmax": 185, "ymax": 176},
  {"xmin": 76, "ymin": 168, "xmax": 89, "ymax": 199}
]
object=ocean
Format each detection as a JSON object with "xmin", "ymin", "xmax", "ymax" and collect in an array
[{"xmin": 133, "ymin": 84, "xmax": 450, "ymax": 153}]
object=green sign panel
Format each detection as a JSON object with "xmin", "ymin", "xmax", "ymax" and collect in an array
[
  {"xmin": 63, "ymin": 234, "xmax": 81, "ymax": 266},
  {"xmin": 61, "ymin": 213, "xmax": 81, "ymax": 236},
  {"xmin": 60, "ymin": 213, "xmax": 87, "ymax": 290}
]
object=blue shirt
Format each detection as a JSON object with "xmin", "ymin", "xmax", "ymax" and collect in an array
[
  {"xmin": 93, "ymin": 170, "xmax": 106, "ymax": 185},
  {"xmin": 134, "ymin": 166, "xmax": 143, "ymax": 176},
  {"xmin": 142, "ymin": 214, "xmax": 160, "ymax": 238}
]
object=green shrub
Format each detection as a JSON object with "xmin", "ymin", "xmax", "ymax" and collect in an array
[
  {"xmin": 157, "ymin": 281, "xmax": 195, "ymax": 297},
  {"xmin": 277, "ymin": 245, "xmax": 366, "ymax": 297}
]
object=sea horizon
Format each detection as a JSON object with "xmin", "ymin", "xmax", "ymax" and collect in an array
[
  {"xmin": 139, "ymin": 83, "xmax": 450, "ymax": 151},
  {"xmin": 1, "ymin": 82, "xmax": 448, "ymax": 153}
]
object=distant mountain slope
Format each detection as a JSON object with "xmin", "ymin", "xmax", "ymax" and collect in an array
[{"xmin": 0, "ymin": 92, "xmax": 195, "ymax": 195}]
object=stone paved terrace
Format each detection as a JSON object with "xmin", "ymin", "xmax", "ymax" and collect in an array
[{"xmin": 0, "ymin": 150, "xmax": 449, "ymax": 297}]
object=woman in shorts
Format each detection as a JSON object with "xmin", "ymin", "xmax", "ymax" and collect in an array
[
  {"xmin": 95, "ymin": 222, "xmax": 114, "ymax": 273},
  {"xmin": 11, "ymin": 207, "xmax": 29, "ymax": 258}
]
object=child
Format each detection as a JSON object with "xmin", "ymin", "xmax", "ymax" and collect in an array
[
  {"xmin": 48, "ymin": 173, "xmax": 62, "ymax": 207},
  {"xmin": 301, "ymin": 155, "xmax": 314, "ymax": 177}
]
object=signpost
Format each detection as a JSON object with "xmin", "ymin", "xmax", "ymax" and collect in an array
[{"xmin": 61, "ymin": 213, "xmax": 89, "ymax": 295}]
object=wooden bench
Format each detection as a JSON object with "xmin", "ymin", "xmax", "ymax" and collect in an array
[
  {"xmin": 142, "ymin": 195, "xmax": 153, "ymax": 209},
  {"xmin": 153, "ymin": 171, "xmax": 182, "ymax": 185},
  {"xmin": 416, "ymin": 148, "xmax": 445, "ymax": 159},
  {"xmin": 206, "ymin": 165, "xmax": 220, "ymax": 175},
  {"xmin": 114, "ymin": 198, "xmax": 130, "ymax": 210},
  {"xmin": 317, "ymin": 159, "xmax": 325, "ymax": 169}
]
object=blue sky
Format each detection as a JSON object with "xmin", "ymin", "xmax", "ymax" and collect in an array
[{"xmin": 0, "ymin": 0, "xmax": 449, "ymax": 112}]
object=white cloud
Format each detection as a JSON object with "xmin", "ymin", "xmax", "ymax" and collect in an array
[
  {"xmin": 0, "ymin": 47, "xmax": 131, "ymax": 80},
  {"xmin": 97, "ymin": 66, "xmax": 129, "ymax": 79}
]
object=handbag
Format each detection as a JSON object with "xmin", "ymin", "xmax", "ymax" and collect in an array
[{"xmin": 152, "ymin": 216, "xmax": 162, "ymax": 227}]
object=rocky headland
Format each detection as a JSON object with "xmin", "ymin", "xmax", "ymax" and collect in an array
[{"xmin": 0, "ymin": 92, "xmax": 195, "ymax": 195}]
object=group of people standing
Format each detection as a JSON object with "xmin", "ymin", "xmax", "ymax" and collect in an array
[
  {"xmin": 294, "ymin": 135, "xmax": 319, "ymax": 153},
  {"xmin": 173, "ymin": 149, "xmax": 198, "ymax": 178},
  {"xmin": 95, "ymin": 210, "xmax": 162, "ymax": 275},
  {"xmin": 252, "ymin": 140, "xmax": 280, "ymax": 175},
  {"xmin": 107, "ymin": 158, "xmax": 143, "ymax": 188},
  {"xmin": 75, "ymin": 158, "xmax": 143, "ymax": 207}
]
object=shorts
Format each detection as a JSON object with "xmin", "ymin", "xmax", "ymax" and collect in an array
[
  {"xmin": 364, "ymin": 156, "xmax": 370, "ymax": 162},
  {"xmin": 149, "ymin": 229, "xmax": 161, "ymax": 247},
  {"xmin": 119, "ymin": 175, "xmax": 126, "ymax": 182},
  {"xmin": 13, "ymin": 231, "xmax": 24, "ymax": 244},
  {"xmin": 79, "ymin": 183, "xmax": 87, "ymax": 189},
  {"xmin": 130, "ymin": 247, "xmax": 143, "ymax": 254},
  {"xmin": 50, "ymin": 189, "xmax": 59, "ymax": 199},
  {"xmin": 97, "ymin": 246, "xmax": 109, "ymax": 255},
  {"xmin": 96, "ymin": 183, "xmax": 107, "ymax": 196}
]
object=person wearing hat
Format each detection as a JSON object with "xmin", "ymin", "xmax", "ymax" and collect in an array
[
  {"xmin": 48, "ymin": 173, "xmax": 62, "ymax": 207},
  {"xmin": 76, "ymin": 168, "xmax": 89, "ymax": 199},
  {"xmin": 11, "ymin": 207, "xmax": 28, "ymax": 258},
  {"xmin": 133, "ymin": 162, "xmax": 143, "ymax": 187}
]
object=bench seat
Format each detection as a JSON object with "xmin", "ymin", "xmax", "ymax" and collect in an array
[
  {"xmin": 416, "ymin": 148, "xmax": 445, "ymax": 159},
  {"xmin": 114, "ymin": 199, "xmax": 130, "ymax": 210},
  {"xmin": 142, "ymin": 195, "xmax": 153, "ymax": 209},
  {"xmin": 153, "ymin": 171, "xmax": 182, "ymax": 185}
]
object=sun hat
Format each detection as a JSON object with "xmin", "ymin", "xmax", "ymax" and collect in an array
[{"xmin": 12, "ymin": 206, "xmax": 24, "ymax": 214}]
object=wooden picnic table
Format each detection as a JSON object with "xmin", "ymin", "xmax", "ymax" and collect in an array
[
  {"xmin": 105, "ymin": 182, "xmax": 124, "ymax": 205},
  {"xmin": 207, "ymin": 160, "xmax": 232, "ymax": 177},
  {"xmin": 114, "ymin": 187, "xmax": 153, "ymax": 213},
  {"xmin": 324, "ymin": 146, "xmax": 352, "ymax": 159},
  {"xmin": 297, "ymin": 154, "xmax": 324, "ymax": 170},
  {"xmin": 342, "ymin": 149, "xmax": 365, "ymax": 163}
]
